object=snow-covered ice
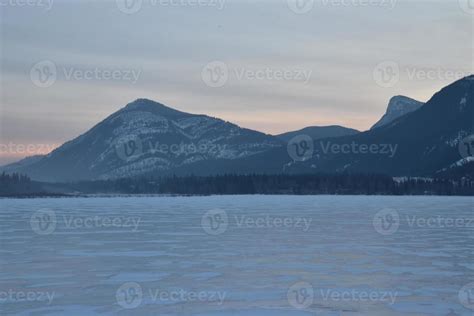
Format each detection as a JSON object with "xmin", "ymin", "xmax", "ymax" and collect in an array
[{"xmin": 0, "ymin": 196, "xmax": 473, "ymax": 315}]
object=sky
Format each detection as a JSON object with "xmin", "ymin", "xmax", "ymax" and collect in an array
[{"xmin": 0, "ymin": 0, "xmax": 473, "ymax": 165}]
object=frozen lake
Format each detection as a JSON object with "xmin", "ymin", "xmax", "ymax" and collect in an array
[{"xmin": 0, "ymin": 196, "xmax": 473, "ymax": 315}]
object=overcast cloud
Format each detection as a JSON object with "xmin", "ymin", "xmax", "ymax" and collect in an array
[{"xmin": 0, "ymin": 0, "xmax": 473, "ymax": 165}]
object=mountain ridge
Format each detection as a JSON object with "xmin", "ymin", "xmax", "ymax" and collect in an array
[
  {"xmin": 2, "ymin": 99, "xmax": 283, "ymax": 182},
  {"xmin": 281, "ymin": 75, "xmax": 474, "ymax": 176},
  {"xmin": 2, "ymin": 75, "xmax": 473, "ymax": 181}
]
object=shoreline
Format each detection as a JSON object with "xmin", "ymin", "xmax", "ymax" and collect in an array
[{"xmin": 2, "ymin": 193, "xmax": 473, "ymax": 199}]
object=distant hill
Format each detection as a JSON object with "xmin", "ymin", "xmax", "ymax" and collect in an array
[{"xmin": 276, "ymin": 126, "xmax": 359, "ymax": 142}]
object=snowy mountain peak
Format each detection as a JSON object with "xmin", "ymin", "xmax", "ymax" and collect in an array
[
  {"xmin": 2, "ymin": 99, "xmax": 282, "ymax": 182},
  {"xmin": 371, "ymin": 95, "xmax": 424, "ymax": 129},
  {"xmin": 122, "ymin": 98, "xmax": 190, "ymax": 119}
]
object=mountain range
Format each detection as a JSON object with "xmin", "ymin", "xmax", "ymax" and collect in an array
[{"xmin": 2, "ymin": 76, "xmax": 473, "ymax": 182}]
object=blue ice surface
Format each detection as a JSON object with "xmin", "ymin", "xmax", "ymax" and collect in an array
[{"xmin": 1, "ymin": 195, "xmax": 473, "ymax": 315}]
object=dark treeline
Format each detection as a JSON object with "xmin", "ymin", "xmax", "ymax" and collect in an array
[
  {"xmin": 2, "ymin": 173, "xmax": 474, "ymax": 197},
  {"xmin": 0, "ymin": 172, "xmax": 44, "ymax": 196},
  {"xmin": 63, "ymin": 174, "xmax": 474, "ymax": 196}
]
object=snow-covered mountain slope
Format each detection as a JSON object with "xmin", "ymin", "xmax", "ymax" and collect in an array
[
  {"xmin": 371, "ymin": 96, "xmax": 424, "ymax": 129},
  {"xmin": 3, "ymin": 99, "xmax": 282, "ymax": 182},
  {"xmin": 3, "ymin": 76, "xmax": 473, "ymax": 181},
  {"xmin": 1, "ymin": 155, "xmax": 44, "ymax": 171},
  {"xmin": 282, "ymin": 75, "xmax": 474, "ymax": 177}
]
